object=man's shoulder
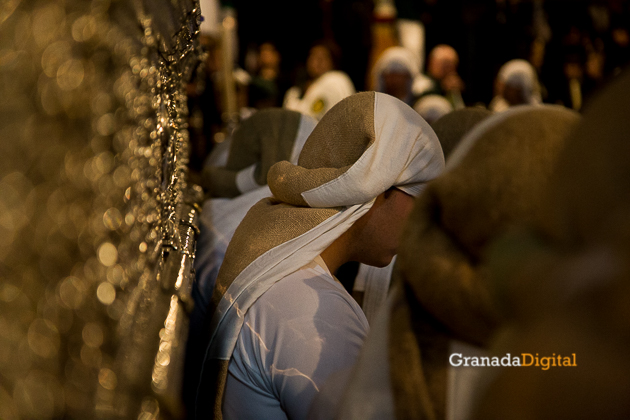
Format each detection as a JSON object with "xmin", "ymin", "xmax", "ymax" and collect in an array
[
  {"xmin": 247, "ymin": 262, "xmax": 364, "ymax": 325},
  {"xmin": 255, "ymin": 264, "xmax": 340, "ymax": 310}
]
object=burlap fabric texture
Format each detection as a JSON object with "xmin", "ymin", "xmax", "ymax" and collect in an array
[
  {"xmin": 390, "ymin": 105, "xmax": 580, "ymax": 420},
  {"xmin": 430, "ymin": 107, "xmax": 493, "ymax": 159},
  {"xmin": 475, "ymin": 69, "xmax": 630, "ymax": 420},
  {"xmin": 194, "ymin": 91, "xmax": 445, "ymax": 419},
  {"xmin": 202, "ymin": 108, "xmax": 303, "ymax": 198}
]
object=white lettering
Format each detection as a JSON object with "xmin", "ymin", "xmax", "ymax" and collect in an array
[{"xmin": 449, "ymin": 353, "xmax": 463, "ymax": 367}]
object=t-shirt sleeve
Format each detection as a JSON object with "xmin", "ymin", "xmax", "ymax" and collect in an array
[{"xmin": 232, "ymin": 272, "xmax": 369, "ymax": 420}]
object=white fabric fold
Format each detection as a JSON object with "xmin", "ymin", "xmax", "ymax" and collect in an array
[
  {"xmin": 196, "ymin": 111, "xmax": 317, "ymax": 290},
  {"xmin": 195, "ymin": 186, "xmax": 273, "ymax": 294},
  {"xmin": 301, "ymin": 93, "xmax": 444, "ymax": 207}
]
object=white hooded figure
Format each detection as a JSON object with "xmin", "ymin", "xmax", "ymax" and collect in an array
[
  {"xmin": 372, "ymin": 46, "xmax": 434, "ymax": 106},
  {"xmin": 490, "ymin": 59, "xmax": 542, "ymax": 112},
  {"xmin": 413, "ymin": 94, "xmax": 454, "ymax": 124}
]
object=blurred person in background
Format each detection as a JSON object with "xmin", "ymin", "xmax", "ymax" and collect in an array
[
  {"xmin": 187, "ymin": 34, "xmax": 223, "ymax": 172},
  {"xmin": 372, "ymin": 46, "xmax": 433, "ymax": 106},
  {"xmin": 413, "ymin": 94, "xmax": 453, "ymax": 124},
  {"xmin": 248, "ymin": 42, "xmax": 283, "ymax": 108},
  {"xmin": 283, "ymin": 40, "xmax": 355, "ymax": 120},
  {"xmin": 489, "ymin": 59, "xmax": 542, "ymax": 112},
  {"xmin": 423, "ymin": 44, "xmax": 465, "ymax": 109}
]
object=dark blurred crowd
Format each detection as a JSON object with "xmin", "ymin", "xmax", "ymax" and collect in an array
[{"xmin": 186, "ymin": 0, "xmax": 630, "ymax": 170}]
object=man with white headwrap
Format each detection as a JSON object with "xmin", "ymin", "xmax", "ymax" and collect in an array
[{"xmin": 193, "ymin": 92, "xmax": 445, "ymax": 420}]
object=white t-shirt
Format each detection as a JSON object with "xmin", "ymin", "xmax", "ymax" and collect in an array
[{"xmin": 223, "ymin": 256, "xmax": 369, "ymax": 420}]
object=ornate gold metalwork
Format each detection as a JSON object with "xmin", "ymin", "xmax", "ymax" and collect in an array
[{"xmin": 0, "ymin": 0, "xmax": 202, "ymax": 418}]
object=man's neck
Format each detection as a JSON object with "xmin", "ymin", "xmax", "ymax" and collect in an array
[{"xmin": 320, "ymin": 229, "xmax": 354, "ymax": 274}]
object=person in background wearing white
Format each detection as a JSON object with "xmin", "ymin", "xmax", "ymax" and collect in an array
[{"xmin": 283, "ymin": 40, "xmax": 355, "ymax": 120}]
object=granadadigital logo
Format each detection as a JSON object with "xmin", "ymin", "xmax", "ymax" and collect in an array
[{"xmin": 449, "ymin": 353, "xmax": 577, "ymax": 370}]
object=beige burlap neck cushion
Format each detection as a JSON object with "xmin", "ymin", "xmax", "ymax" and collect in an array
[
  {"xmin": 203, "ymin": 108, "xmax": 308, "ymax": 198},
  {"xmin": 390, "ymin": 105, "xmax": 580, "ymax": 420},
  {"xmin": 267, "ymin": 90, "xmax": 376, "ymax": 206},
  {"xmin": 430, "ymin": 107, "xmax": 493, "ymax": 159}
]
